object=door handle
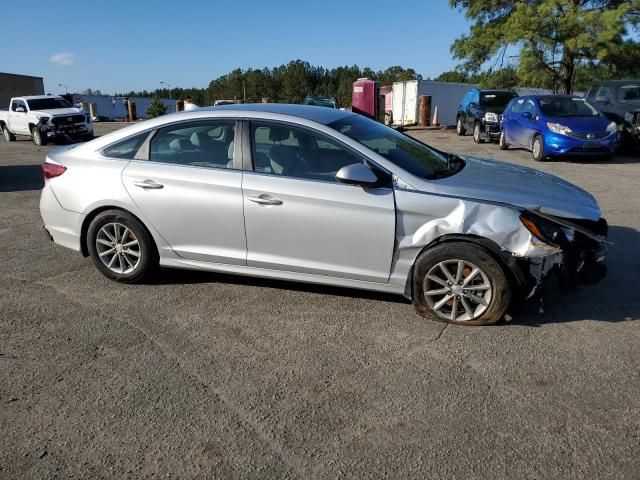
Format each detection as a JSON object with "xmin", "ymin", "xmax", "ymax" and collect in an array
[
  {"xmin": 248, "ymin": 194, "xmax": 282, "ymax": 206},
  {"xmin": 133, "ymin": 179, "xmax": 164, "ymax": 189}
]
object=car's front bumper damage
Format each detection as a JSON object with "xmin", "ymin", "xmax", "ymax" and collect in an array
[{"xmin": 391, "ymin": 189, "xmax": 608, "ymax": 301}]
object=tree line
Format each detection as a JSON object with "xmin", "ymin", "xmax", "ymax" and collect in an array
[{"xmin": 116, "ymin": 60, "xmax": 421, "ymax": 107}]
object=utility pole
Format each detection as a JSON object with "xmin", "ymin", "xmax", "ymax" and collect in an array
[{"xmin": 58, "ymin": 83, "xmax": 68, "ymax": 94}]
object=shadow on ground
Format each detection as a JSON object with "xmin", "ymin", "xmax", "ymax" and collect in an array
[{"xmin": 0, "ymin": 165, "xmax": 44, "ymax": 192}]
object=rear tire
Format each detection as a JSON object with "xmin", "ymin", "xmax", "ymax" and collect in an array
[
  {"xmin": 87, "ymin": 209, "xmax": 158, "ymax": 283},
  {"xmin": 532, "ymin": 135, "xmax": 545, "ymax": 161},
  {"xmin": 499, "ymin": 130, "xmax": 509, "ymax": 150},
  {"xmin": 473, "ymin": 123, "xmax": 483, "ymax": 143},
  {"xmin": 456, "ymin": 117, "xmax": 466, "ymax": 136},
  {"xmin": 3, "ymin": 126, "xmax": 15, "ymax": 142},
  {"xmin": 32, "ymin": 126, "xmax": 47, "ymax": 146},
  {"xmin": 412, "ymin": 242, "xmax": 511, "ymax": 326}
]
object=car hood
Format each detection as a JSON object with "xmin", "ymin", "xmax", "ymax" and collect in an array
[
  {"xmin": 31, "ymin": 107, "xmax": 84, "ymax": 117},
  {"xmin": 429, "ymin": 156, "xmax": 601, "ymax": 220},
  {"xmin": 545, "ymin": 115, "xmax": 610, "ymax": 133}
]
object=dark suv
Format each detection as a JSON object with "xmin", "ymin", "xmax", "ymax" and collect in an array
[
  {"xmin": 456, "ymin": 88, "xmax": 518, "ymax": 143},
  {"xmin": 586, "ymin": 80, "xmax": 640, "ymax": 147}
]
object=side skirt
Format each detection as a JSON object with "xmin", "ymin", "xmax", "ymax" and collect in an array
[{"xmin": 160, "ymin": 257, "xmax": 406, "ymax": 296}]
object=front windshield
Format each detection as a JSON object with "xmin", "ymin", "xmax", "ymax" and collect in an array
[
  {"xmin": 304, "ymin": 97, "xmax": 337, "ymax": 108},
  {"xmin": 618, "ymin": 85, "xmax": 640, "ymax": 101},
  {"xmin": 329, "ymin": 114, "xmax": 450, "ymax": 179},
  {"xmin": 480, "ymin": 92, "xmax": 517, "ymax": 108},
  {"xmin": 539, "ymin": 97, "xmax": 599, "ymax": 117},
  {"xmin": 27, "ymin": 97, "xmax": 72, "ymax": 110}
]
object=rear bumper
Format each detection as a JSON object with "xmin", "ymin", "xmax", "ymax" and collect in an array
[
  {"xmin": 480, "ymin": 122, "xmax": 501, "ymax": 140},
  {"xmin": 39, "ymin": 181, "xmax": 85, "ymax": 252},
  {"xmin": 543, "ymin": 132, "xmax": 618, "ymax": 156}
]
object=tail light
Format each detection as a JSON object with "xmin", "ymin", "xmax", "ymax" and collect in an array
[{"xmin": 42, "ymin": 162, "xmax": 67, "ymax": 179}]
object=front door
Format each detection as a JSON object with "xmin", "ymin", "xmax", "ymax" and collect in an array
[
  {"xmin": 9, "ymin": 99, "xmax": 29, "ymax": 135},
  {"xmin": 242, "ymin": 121, "xmax": 396, "ymax": 283},
  {"xmin": 122, "ymin": 119, "xmax": 246, "ymax": 264}
]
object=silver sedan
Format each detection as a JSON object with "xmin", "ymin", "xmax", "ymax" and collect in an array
[{"xmin": 39, "ymin": 104, "xmax": 608, "ymax": 325}]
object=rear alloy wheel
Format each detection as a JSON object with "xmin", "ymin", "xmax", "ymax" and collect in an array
[
  {"xmin": 499, "ymin": 131, "xmax": 509, "ymax": 150},
  {"xmin": 87, "ymin": 209, "xmax": 157, "ymax": 283},
  {"xmin": 3, "ymin": 126, "xmax": 15, "ymax": 142},
  {"xmin": 412, "ymin": 243, "xmax": 511, "ymax": 325},
  {"xmin": 32, "ymin": 126, "xmax": 47, "ymax": 146},
  {"xmin": 456, "ymin": 117, "xmax": 466, "ymax": 136},
  {"xmin": 532, "ymin": 135, "xmax": 545, "ymax": 161},
  {"xmin": 473, "ymin": 123, "xmax": 483, "ymax": 143}
]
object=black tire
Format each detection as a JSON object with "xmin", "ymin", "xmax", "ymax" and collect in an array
[
  {"xmin": 412, "ymin": 242, "xmax": 511, "ymax": 326},
  {"xmin": 473, "ymin": 123, "xmax": 484, "ymax": 143},
  {"xmin": 32, "ymin": 126, "xmax": 47, "ymax": 146},
  {"xmin": 83, "ymin": 133, "xmax": 95, "ymax": 142},
  {"xmin": 87, "ymin": 209, "xmax": 158, "ymax": 283},
  {"xmin": 498, "ymin": 130, "xmax": 509, "ymax": 150},
  {"xmin": 456, "ymin": 117, "xmax": 466, "ymax": 136},
  {"xmin": 3, "ymin": 126, "xmax": 16, "ymax": 142},
  {"xmin": 532, "ymin": 135, "xmax": 546, "ymax": 161}
]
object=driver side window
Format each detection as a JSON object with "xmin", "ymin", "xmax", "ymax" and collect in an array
[{"xmin": 250, "ymin": 122, "xmax": 363, "ymax": 182}]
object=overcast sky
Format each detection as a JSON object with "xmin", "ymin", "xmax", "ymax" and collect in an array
[{"xmin": 1, "ymin": 0, "xmax": 471, "ymax": 95}]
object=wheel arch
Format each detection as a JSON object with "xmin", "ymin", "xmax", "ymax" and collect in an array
[
  {"xmin": 80, "ymin": 205, "xmax": 158, "ymax": 258},
  {"xmin": 403, "ymin": 234, "xmax": 529, "ymax": 300}
]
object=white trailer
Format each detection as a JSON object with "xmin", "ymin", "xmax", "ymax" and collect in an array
[{"xmin": 392, "ymin": 80, "xmax": 478, "ymax": 127}]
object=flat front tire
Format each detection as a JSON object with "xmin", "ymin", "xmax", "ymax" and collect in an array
[
  {"xmin": 412, "ymin": 243, "xmax": 511, "ymax": 326},
  {"xmin": 87, "ymin": 209, "xmax": 157, "ymax": 283}
]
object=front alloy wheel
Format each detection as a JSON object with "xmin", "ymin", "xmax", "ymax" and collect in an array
[
  {"xmin": 3, "ymin": 127, "xmax": 15, "ymax": 142},
  {"xmin": 456, "ymin": 117, "xmax": 466, "ymax": 136},
  {"xmin": 473, "ymin": 123, "xmax": 483, "ymax": 143},
  {"xmin": 423, "ymin": 259, "xmax": 492, "ymax": 322},
  {"xmin": 532, "ymin": 135, "xmax": 545, "ymax": 161},
  {"xmin": 32, "ymin": 127, "xmax": 47, "ymax": 146},
  {"xmin": 412, "ymin": 243, "xmax": 511, "ymax": 325}
]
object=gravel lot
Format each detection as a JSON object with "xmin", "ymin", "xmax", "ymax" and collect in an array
[{"xmin": 1, "ymin": 122, "xmax": 639, "ymax": 479}]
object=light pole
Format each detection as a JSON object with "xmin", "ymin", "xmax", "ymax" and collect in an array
[
  {"xmin": 58, "ymin": 83, "xmax": 68, "ymax": 94},
  {"xmin": 160, "ymin": 81, "xmax": 172, "ymax": 99}
]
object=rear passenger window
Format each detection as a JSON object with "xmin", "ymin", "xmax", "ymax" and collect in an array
[
  {"xmin": 149, "ymin": 120, "xmax": 236, "ymax": 169},
  {"xmin": 102, "ymin": 132, "xmax": 148, "ymax": 159},
  {"xmin": 251, "ymin": 122, "xmax": 363, "ymax": 182}
]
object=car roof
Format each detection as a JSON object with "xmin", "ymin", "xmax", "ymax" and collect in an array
[
  {"xmin": 16, "ymin": 95, "xmax": 63, "ymax": 100},
  {"xmin": 204, "ymin": 103, "xmax": 352, "ymax": 125},
  {"xmin": 519, "ymin": 95, "xmax": 581, "ymax": 101}
]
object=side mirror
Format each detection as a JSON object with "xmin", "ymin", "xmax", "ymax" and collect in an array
[
  {"xmin": 15, "ymin": 107, "xmax": 25, "ymax": 113},
  {"xmin": 595, "ymin": 95, "xmax": 610, "ymax": 105},
  {"xmin": 336, "ymin": 163, "xmax": 380, "ymax": 187},
  {"xmin": 522, "ymin": 111, "xmax": 533, "ymax": 119}
]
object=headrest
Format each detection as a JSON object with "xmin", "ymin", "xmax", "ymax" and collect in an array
[
  {"xmin": 169, "ymin": 138, "xmax": 191, "ymax": 151},
  {"xmin": 268, "ymin": 127, "xmax": 291, "ymax": 142},
  {"xmin": 190, "ymin": 131, "xmax": 209, "ymax": 146},
  {"xmin": 228, "ymin": 141, "xmax": 234, "ymax": 161}
]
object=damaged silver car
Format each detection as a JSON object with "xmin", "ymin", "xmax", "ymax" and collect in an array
[{"xmin": 40, "ymin": 104, "xmax": 608, "ymax": 325}]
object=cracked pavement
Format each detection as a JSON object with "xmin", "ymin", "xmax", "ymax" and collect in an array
[{"xmin": 1, "ymin": 124, "xmax": 639, "ymax": 479}]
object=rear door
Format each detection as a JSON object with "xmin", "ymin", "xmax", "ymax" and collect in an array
[
  {"xmin": 121, "ymin": 119, "xmax": 247, "ymax": 264},
  {"xmin": 242, "ymin": 120, "xmax": 396, "ymax": 283}
]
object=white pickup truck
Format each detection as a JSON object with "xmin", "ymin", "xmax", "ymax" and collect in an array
[{"xmin": 0, "ymin": 95, "xmax": 93, "ymax": 146}]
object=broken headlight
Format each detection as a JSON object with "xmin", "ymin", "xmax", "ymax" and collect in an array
[{"xmin": 520, "ymin": 211, "xmax": 568, "ymax": 247}]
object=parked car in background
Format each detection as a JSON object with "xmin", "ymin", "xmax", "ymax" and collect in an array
[
  {"xmin": 456, "ymin": 88, "xmax": 518, "ymax": 143},
  {"xmin": 39, "ymin": 104, "xmax": 608, "ymax": 326},
  {"xmin": 586, "ymin": 80, "xmax": 640, "ymax": 147},
  {"xmin": 0, "ymin": 95, "xmax": 93, "ymax": 146},
  {"xmin": 500, "ymin": 96, "xmax": 618, "ymax": 161},
  {"xmin": 302, "ymin": 96, "xmax": 338, "ymax": 109}
]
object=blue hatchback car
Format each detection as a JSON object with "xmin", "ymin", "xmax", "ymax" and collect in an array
[{"xmin": 500, "ymin": 95, "xmax": 618, "ymax": 161}]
